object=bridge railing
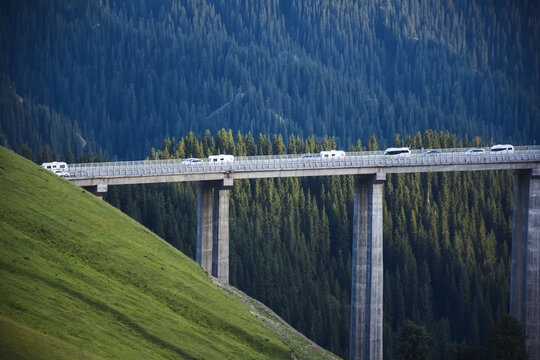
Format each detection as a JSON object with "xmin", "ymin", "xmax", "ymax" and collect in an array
[{"xmin": 67, "ymin": 146, "xmax": 540, "ymax": 178}]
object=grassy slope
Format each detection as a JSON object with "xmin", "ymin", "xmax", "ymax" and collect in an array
[{"xmin": 0, "ymin": 147, "xmax": 301, "ymax": 359}]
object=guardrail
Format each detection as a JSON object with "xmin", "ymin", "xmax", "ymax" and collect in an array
[{"xmin": 66, "ymin": 146, "xmax": 540, "ymax": 179}]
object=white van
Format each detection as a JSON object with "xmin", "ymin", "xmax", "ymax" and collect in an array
[
  {"xmin": 207, "ymin": 154, "xmax": 234, "ymax": 163},
  {"xmin": 466, "ymin": 148, "xmax": 485, "ymax": 155},
  {"xmin": 181, "ymin": 158, "xmax": 203, "ymax": 165},
  {"xmin": 383, "ymin": 147, "xmax": 411, "ymax": 156},
  {"xmin": 41, "ymin": 162, "xmax": 69, "ymax": 177},
  {"xmin": 320, "ymin": 150, "xmax": 346, "ymax": 159},
  {"xmin": 490, "ymin": 144, "xmax": 514, "ymax": 154}
]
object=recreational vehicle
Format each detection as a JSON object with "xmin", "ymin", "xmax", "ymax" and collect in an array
[
  {"xmin": 320, "ymin": 150, "xmax": 346, "ymax": 159},
  {"xmin": 41, "ymin": 162, "xmax": 69, "ymax": 177},
  {"xmin": 207, "ymin": 154, "xmax": 234, "ymax": 163}
]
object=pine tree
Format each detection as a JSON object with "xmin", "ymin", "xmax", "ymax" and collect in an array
[
  {"xmin": 397, "ymin": 320, "xmax": 432, "ymax": 360},
  {"xmin": 483, "ymin": 315, "xmax": 528, "ymax": 360}
]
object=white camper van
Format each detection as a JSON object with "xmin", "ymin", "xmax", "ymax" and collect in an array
[
  {"xmin": 207, "ymin": 154, "xmax": 234, "ymax": 163},
  {"xmin": 320, "ymin": 150, "xmax": 346, "ymax": 159},
  {"xmin": 490, "ymin": 144, "xmax": 514, "ymax": 154},
  {"xmin": 41, "ymin": 162, "xmax": 69, "ymax": 177}
]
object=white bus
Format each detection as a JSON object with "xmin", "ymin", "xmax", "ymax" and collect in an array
[
  {"xmin": 490, "ymin": 144, "xmax": 514, "ymax": 154},
  {"xmin": 207, "ymin": 154, "xmax": 234, "ymax": 163},
  {"xmin": 320, "ymin": 150, "xmax": 346, "ymax": 159},
  {"xmin": 41, "ymin": 161, "xmax": 69, "ymax": 177},
  {"xmin": 383, "ymin": 147, "xmax": 411, "ymax": 156}
]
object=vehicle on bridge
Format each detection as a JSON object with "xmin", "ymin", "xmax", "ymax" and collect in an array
[
  {"xmin": 41, "ymin": 162, "xmax": 69, "ymax": 177},
  {"xmin": 383, "ymin": 147, "xmax": 411, "ymax": 156},
  {"xmin": 181, "ymin": 158, "xmax": 203, "ymax": 165},
  {"xmin": 208, "ymin": 154, "xmax": 234, "ymax": 163},
  {"xmin": 466, "ymin": 148, "xmax": 485, "ymax": 155},
  {"xmin": 490, "ymin": 144, "xmax": 514, "ymax": 154},
  {"xmin": 320, "ymin": 150, "xmax": 346, "ymax": 158}
]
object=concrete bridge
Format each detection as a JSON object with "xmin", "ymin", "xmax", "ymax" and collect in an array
[{"xmin": 68, "ymin": 147, "xmax": 540, "ymax": 360}]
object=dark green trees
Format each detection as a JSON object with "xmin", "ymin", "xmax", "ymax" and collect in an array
[
  {"xmin": 397, "ymin": 320, "xmax": 432, "ymax": 360},
  {"xmin": 451, "ymin": 315, "xmax": 528, "ymax": 360},
  {"xmin": 0, "ymin": 75, "xmax": 85, "ymax": 162},
  {"xmin": 484, "ymin": 315, "xmax": 528, "ymax": 360}
]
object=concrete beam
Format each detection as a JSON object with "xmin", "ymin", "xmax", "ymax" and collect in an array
[
  {"xmin": 68, "ymin": 161, "xmax": 540, "ymax": 187},
  {"xmin": 82, "ymin": 184, "xmax": 108, "ymax": 200},
  {"xmin": 70, "ymin": 173, "xmax": 227, "ymax": 187},
  {"xmin": 511, "ymin": 168, "xmax": 540, "ymax": 358},
  {"xmin": 196, "ymin": 182, "xmax": 213, "ymax": 274},
  {"xmin": 228, "ymin": 163, "xmax": 539, "ymax": 179},
  {"xmin": 350, "ymin": 173, "xmax": 385, "ymax": 360},
  {"xmin": 212, "ymin": 180, "xmax": 233, "ymax": 283}
]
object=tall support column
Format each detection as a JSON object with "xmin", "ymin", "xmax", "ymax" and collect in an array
[
  {"xmin": 196, "ymin": 182, "xmax": 214, "ymax": 274},
  {"xmin": 511, "ymin": 168, "xmax": 540, "ymax": 358},
  {"xmin": 350, "ymin": 173, "xmax": 385, "ymax": 360},
  {"xmin": 212, "ymin": 178, "xmax": 233, "ymax": 283}
]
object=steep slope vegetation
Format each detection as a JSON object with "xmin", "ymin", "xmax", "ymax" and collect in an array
[{"xmin": 0, "ymin": 147, "xmax": 336, "ymax": 359}]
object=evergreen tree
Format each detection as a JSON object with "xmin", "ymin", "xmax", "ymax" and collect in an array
[
  {"xmin": 16, "ymin": 144, "xmax": 33, "ymax": 161},
  {"xmin": 483, "ymin": 315, "xmax": 528, "ymax": 360},
  {"xmin": 397, "ymin": 320, "xmax": 432, "ymax": 360}
]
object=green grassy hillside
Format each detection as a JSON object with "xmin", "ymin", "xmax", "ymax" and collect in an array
[{"xmin": 0, "ymin": 147, "xmax": 336, "ymax": 359}]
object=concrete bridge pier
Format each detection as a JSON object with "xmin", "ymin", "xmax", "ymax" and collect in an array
[
  {"xmin": 196, "ymin": 182, "xmax": 214, "ymax": 274},
  {"xmin": 212, "ymin": 178, "xmax": 233, "ymax": 283},
  {"xmin": 511, "ymin": 168, "xmax": 540, "ymax": 358},
  {"xmin": 350, "ymin": 173, "xmax": 385, "ymax": 360},
  {"xmin": 196, "ymin": 178, "xmax": 233, "ymax": 283}
]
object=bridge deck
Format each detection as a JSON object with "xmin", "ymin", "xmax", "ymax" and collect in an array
[{"xmin": 67, "ymin": 147, "xmax": 540, "ymax": 187}]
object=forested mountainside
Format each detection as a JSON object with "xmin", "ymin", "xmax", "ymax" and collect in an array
[
  {"xmin": 1, "ymin": 0, "xmax": 539, "ymax": 160},
  {"xmin": 0, "ymin": 75, "xmax": 85, "ymax": 161},
  {"xmin": 106, "ymin": 130, "xmax": 513, "ymax": 359}
]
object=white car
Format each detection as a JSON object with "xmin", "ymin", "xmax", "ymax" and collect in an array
[
  {"xmin": 181, "ymin": 158, "xmax": 203, "ymax": 165},
  {"xmin": 54, "ymin": 169, "xmax": 70, "ymax": 177},
  {"xmin": 466, "ymin": 148, "xmax": 485, "ymax": 155}
]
